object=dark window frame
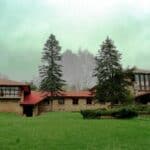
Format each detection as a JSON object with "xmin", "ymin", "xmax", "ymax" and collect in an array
[
  {"xmin": 72, "ymin": 98, "xmax": 78, "ymax": 105},
  {"xmin": 43, "ymin": 99, "xmax": 50, "ymax": 105},
  {"xmin": 86, "ymin": 98, "xmax": 92, "ymax": 105},
  {"xmin": 58, "ymin": 99, "xmax": 65, "ymax": 105}
]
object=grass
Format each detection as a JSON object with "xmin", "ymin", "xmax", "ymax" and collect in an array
[{"xmin": 0, "ymin": 112, "xmax": 149, "ymax": 150}]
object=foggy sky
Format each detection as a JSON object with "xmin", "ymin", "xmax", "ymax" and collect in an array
[{"xmin": 0, "ymin": 0, "xmax": 150, "ymax": 81}]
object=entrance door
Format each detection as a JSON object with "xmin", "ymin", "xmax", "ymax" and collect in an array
[{"xmin": 23, "ymin": 105, "xmax": 33, "ymax": 117}]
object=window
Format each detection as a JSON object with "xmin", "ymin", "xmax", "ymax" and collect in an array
[
  {"xmin": 0, "ymin": 89, "xmax": 4, "ymax": 97},
  {"xmin": 44, "ymin": 99, "xmax": 50, "ymax": 105},
  {"xmin": 86, "ymin": 98, "xmax": 92, "ymax": 105},
  {"xmin": 135, "ymin": 74, "xmax": 139, "ymax": 84},
  {"xmin": 58, "ymin": 99, "xmax": 65, "ymax": 105},
  {"xmin": 72, "ymin": 98, "xmax": 78, "ymax": 105},
  {"xmin": 145, "ymin": 74, "xmax": 149, "ymax": 90},
  {"xmin": 0, "ymin": 86, "xmax": 21, "ymax": 98},
  {"xmin": 140, "ymin": 74, "xmax": 144, "ymax": 90}
]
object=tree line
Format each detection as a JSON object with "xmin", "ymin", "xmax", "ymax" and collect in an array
[{"xmin": 39, "ymin": 34, "xmax": 134, "ymax": 105}]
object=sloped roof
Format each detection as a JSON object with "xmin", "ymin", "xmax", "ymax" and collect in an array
[
  {"xmin": 21, "ymin": 91, "xmax": 47, "ymax": 105},
  {"xmin": 0, "ymin": 79, "xmax": 27, "ymax": 86},
  {"xmin": 21, "ymin": 90, "xmax": 93, "ymax": 105},
  {"xmin": 53, "ymin": 91, "xmax": 93, "ymax": 98},
  {"xmin": 134, "ymin": 68, "xmax": 150, "ymax": 74}
]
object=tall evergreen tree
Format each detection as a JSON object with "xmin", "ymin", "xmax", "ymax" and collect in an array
[
  {"xmin": 94, "ymin": 37, "xmax": 132, "ymax": 105},
  {"xmin": 39, "ymin": 34, "xmax": 65, "ymax": 97}
]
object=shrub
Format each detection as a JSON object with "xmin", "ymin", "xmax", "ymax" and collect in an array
[
  {"xmin": 80, "ymin": 110, "xmax": 101, "ymax": 119},
  {"xmin": 111, "ymin": 107, "xmax": 138, "ymax": 119},
  {"xmin": 81, "ymin": 107, "xmax": 139, "ymax": 119},
  {"xmin": 123, "ymin": 105, "xmax": 150, "ymax": 115},
  {"xmin": 99, "ymin": 109, "xmax": 113, "ymax": 116}
]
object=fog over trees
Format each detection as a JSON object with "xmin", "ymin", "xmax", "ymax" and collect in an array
[
  {"xmin": 32, "ymin": 49, "xmax": 96, "ymax": 91},
  {"xmin": 61, "ymin": 49, "xmax": 96, "ymax": 91}
]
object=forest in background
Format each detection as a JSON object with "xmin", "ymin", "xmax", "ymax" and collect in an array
[
  {"xmin": 0, "ymin": 49, "xmax": 96, "ymax": 91},
  {"xmin": 62, "ymin": 49, "xmax": 96, "ymax": 90},
  {"xmin": 30, "ymin": 49, "xmax": 96, "ymax": 91}
]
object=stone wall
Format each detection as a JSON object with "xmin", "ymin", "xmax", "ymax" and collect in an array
[
  {"xmin": 37, "ymin": 98, "xmax": 110, "ymax": 114},
  {"xmin": 38, "ymin": 100, "xmax": 52, "ymax": 114},
  {"xmin": 52, "ymin": 98, "xmax": 109, "ymax": 111},
  {"xmin": 32, "ymin": 105, "xmax": 39, "ymax": 116}
]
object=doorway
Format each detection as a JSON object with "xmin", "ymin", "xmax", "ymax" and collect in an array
[{"xmin": 23, "ymin": 105, "xmax": 33, "ymax": 117}]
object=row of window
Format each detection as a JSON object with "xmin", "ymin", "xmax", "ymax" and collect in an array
[
  {"xmin": 0, "ymin": 87, "xmax": 21, "ymax": 97},
  {"xmin": 58, "ymin": 98, "xmax": 92, "ymax": 105},
  {"xmin": 44, "ymin": 98, "xmax": 93, "ymax": 105},
  {"xmin": 135, "ymin": 74, "xmax": 150, "ymax": 90}
]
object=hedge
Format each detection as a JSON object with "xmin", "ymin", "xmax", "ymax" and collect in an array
[
  {"xmin": 80, "ymin": 107, "xmax": 138, "ymax": 119},
  {"xmin": 111, "ymin": 108, "xmax": 138, "ymax": 119},
  {"xmin": 80, "ymin": 109, "xmax": 101, "ymax": 119}
]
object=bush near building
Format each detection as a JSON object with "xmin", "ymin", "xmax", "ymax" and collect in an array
[
  {"xmin": 81, "ymin": 105, "xmax": 150, "ymax": 119},
  {"xmin": 80, "ymin": 107, "xmax": 139, "ymax": 119}
]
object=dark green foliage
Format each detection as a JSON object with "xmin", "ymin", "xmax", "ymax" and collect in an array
[
  {"xmin": 125, "ymin": 105, "xmax": 150, "ymax": 115},
  {"xmin": 80, "ymin": 107, "xmax": 138, "ymax": 119},
  {"xmin": 94, "ymin": 37, "xmax": 134, "ymax": 105},
  {"xmin": 80, "ymin": 110, "xmax": 101, "ymax": 119},
  {"xmin": 30, "ymin": 85, "xmax": 37, "ymax": 91},
  {"xmin": 30, "ymin": 82, "xmax": 38, "ymax": 90},
  {"xmin": 111, "ymin": 108, "xmax": 138, "ymax": 119},
  {"xmin": 39, "ymin": 34, "xmax": 65, "ymax": 96},
  {"xmin": 100, "ymin": 109, "xmax": 113, "ymax": 116},
  {"xmin": 25, "ymin": 81, "xmax": 38, "ymax": 90}
]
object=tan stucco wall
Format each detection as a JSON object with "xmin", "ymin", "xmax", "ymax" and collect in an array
[
  {"xmin": 0, "ymin": 91, "xmax": 24, "ymax": 115},
  {"xmin": 0, "ymin": 99, "xmax": 22, "ymax": 114}
]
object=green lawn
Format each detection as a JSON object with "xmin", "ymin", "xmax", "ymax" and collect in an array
[{"xmin": 0, "ymin": 112, "xmax": 149, "ymax": 150}]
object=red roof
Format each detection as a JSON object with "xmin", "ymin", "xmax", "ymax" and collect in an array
[
  {"xmin": 134, "ymin": 68, "xmax": 150, "ymax": 74},
  {"xmin": 21, "ymin": 91, "xmax": 47, "ymax": 105},
  {"xmin": 58, "ymin": 91, "xmax": 93, "ymax": 98},
  {"xmin": 21, "ymin": 90, "xmax": 93, "ymax": 105}
]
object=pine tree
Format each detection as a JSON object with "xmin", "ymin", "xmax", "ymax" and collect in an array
[
  {"xmin": 94, "ymin": 37, "xmax": 132, "ymax": 105},
  {"xmin": 39, "ymin": 34, "xmax": 65, "ymax": 97}
]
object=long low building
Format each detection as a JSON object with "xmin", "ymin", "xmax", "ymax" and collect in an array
[
  {"xmin": 0, "ymin": 79, "xmax": 109, "ymax": 116},
  {"xmin": 21, "ymin": 91, "xmax": 109, "ymax": 116},
  {"xmin": 0, "ymin": 68, "xmax": 150, "ymax": 117}
]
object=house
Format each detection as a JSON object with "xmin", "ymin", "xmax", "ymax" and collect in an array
[
  {"xmin": 21, "ymin": 91, "xmax": 109, "ymax": 116},
  {"xmin": 0, "ymin": 79, "xmax": 30, "ymax": 114},
  {"xmin": 0, "ymin": 68, "xmax": 150, "ymax": 117},
  {"xmin": 0, "ymin": 79, "xmax": 108, "ymax": 116}
]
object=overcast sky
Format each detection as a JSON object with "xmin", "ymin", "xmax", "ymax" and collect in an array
[{"xmin": 0, "ymin": 0, "xmax": 150, "ymax": 81}]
